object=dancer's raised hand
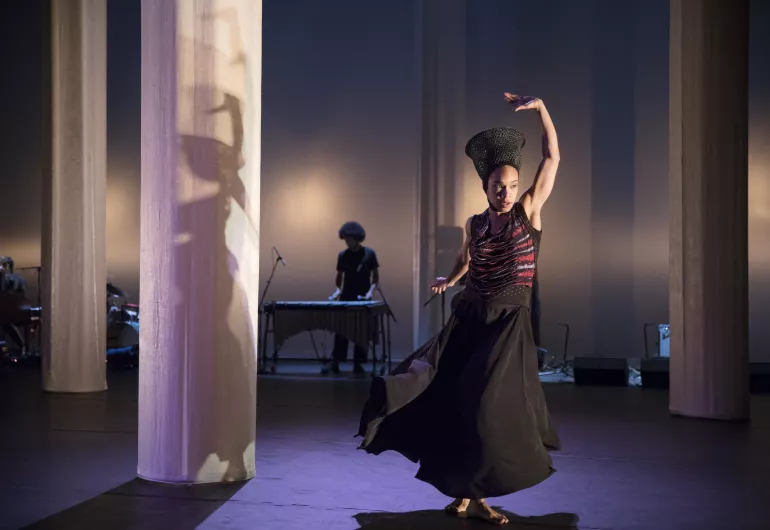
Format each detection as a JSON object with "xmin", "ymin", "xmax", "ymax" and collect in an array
[{"xmin": 504, "ymin": 92, "xmax": 542, "ymax": 112}]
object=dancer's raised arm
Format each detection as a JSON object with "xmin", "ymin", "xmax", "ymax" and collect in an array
[{"xmin": 504, "ymin": 93, "xmax": 560, "ymax": 229}]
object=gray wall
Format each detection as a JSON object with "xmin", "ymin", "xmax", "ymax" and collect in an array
[
  {"xmin": 0, "ymin": 0, "xmax": 768, "ymax": 362},
  {"xmin": 463, "ymin": 0, "xmax": 670, "ymax": 359},
  {"xmin": 749, "ymin": 0, "xmax": 770, "ymax": 364},
  {"xmin": 259, "ymin": 0, "xmax": 419, "ymax": 358}
]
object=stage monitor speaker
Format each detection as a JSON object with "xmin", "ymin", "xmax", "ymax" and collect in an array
[
  {"xmin": 637, "ymin": 360, "xmax": 769, "ymax": 393},
  {"xmin": 640, "ymin": 357, "xmax": 669, "ymax": 389},
  {"xmin": 750, "ymin": 363, "xmax": 770, "ymax": 394},
  {"xmin": 573, "ymin": 357, "xmax": 629, "ymax": 387}
]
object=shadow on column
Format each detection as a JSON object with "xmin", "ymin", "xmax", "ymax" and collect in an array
[
  {"xmin": 21, "ymin": 478, "xmax": 246, "ymax": 530},
  {"xmin": 170, "ymin": 6, "xmax": 258, "ymax": 483},
  {"xmin": 177, "ymin": 93, "xmax": 256, "ymax": 481}
]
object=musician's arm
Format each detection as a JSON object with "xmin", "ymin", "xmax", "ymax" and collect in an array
[
  {"xmin": 329, "ymin": 272, "xmax": 343, "ymax": 300},
  {"xmin": 363, "ymin": 250, "xmax": 381, "ymax": 300},
  {"xmin": 364, "ymin": 268, "xmax": 379, "ymax": 300}
]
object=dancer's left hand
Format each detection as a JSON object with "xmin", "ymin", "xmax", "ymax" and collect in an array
[
  {"xmin": 431, "ymin": 277, "xmax": 449, "ymax": 294},
  {"xmin": 504, "ymin": 92, "xmax": 542, "ymax": 112}
]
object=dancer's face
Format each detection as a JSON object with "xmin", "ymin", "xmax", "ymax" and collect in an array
[{"xmin": 486, "ymin": 165, "xmax": 519, "ymax": 213}]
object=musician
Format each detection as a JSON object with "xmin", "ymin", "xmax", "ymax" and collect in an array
[
  {"xmin": 0, "ymin": 258, "xmax": 9, "ymax": 291},
  {"xmin": 0, "ymin": 257, "xmax": 26, "ymax": 294},
  {"xmin": 326, "ymin": 221, "xmax": 379, "ymax": 375},
  {"xmin": 0, "ymin": 257, "xmax": 26, "ymax": 351}
]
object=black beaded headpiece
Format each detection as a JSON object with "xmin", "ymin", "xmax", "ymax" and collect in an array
[{"xmin": 465, "ymin": 127, "xmax": 526, "ymax": 182}]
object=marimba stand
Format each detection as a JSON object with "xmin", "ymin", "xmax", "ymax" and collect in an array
[{"xmin": 259, "ymin": 300, "xmax": 392, "ymax": 377}]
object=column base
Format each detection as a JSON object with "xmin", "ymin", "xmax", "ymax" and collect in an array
[
  {"xmin": 669, "ymin": 408, "xmax": 750, "ymax": 422},
  {"xmin": 138, "ymin": 469, "xmax": 256, "ymax": 485},
  {"xmin": 42, "ymin": 384, "xmax": 108, "ymax": 394}
]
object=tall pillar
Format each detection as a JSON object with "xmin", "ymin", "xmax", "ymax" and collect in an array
[
  {"xmin": 138, "ymin": 0, "xmax": 262, "ymax": 483},
  {"xmin": 415, "ymin": 0, "xmax": 466, "ymax": 345},
  {"xmin": 669, "ymin": 0, "xmax": 750, "ymax": 420},
  {"xmin": 41, "ymin": 0, "xmax": 107, "ymax": 393}
]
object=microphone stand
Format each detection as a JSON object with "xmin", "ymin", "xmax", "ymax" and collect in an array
[
  {"xmin": 375, "ymin": 285, "xmax": 396, "ymax": 374},
  {"xmin": 375, "ymin": 285, "xmax": 396, "ymax": 324},
  {"xmin": 258, "ymin": 253, "xmax": 284, "ymax": 373}
]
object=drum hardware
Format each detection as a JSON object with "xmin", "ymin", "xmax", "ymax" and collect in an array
[
  {"xmin": 107, "ymin": 321, "xmax": 139, "ymax": 350},
  {"xmin": 107, "ymin": 281, "xmax": 128, "ymax": 299},
  {"xmin": 105, "ymin": 283, "xmax": 139, "ymax": 365},
  {"xmin": 1, "ymin": 270, "xmax": 140, "ymax": 363},
  {"xmin": 1, "ymin": 258, "xmax": 34, "ymax": 359},
  {"xmin": 0, "ymin": 289, "xmax": 41, "ymax": 361}
]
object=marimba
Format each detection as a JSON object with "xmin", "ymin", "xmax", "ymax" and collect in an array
[{"xmin": 259, "ymin": 300, "xmax": 392, "ymax": 375}]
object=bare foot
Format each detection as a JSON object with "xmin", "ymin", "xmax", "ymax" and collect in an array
[
  {"xmin": 469, "ymin": 499, "xmax": 509, "ymax": 525},
  {"xmin": 444, "ymin": 498, "xmax": 470, "ymax": 516}
]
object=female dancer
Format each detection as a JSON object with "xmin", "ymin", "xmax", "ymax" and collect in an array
[{"xmin": 358, "ymin": 93, "xmax": 560, "ymax": 525}]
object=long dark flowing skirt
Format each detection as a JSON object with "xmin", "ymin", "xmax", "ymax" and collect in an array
[{"xmin": 357, "ymin": 288, "xmax": 560, "ymax": 500}]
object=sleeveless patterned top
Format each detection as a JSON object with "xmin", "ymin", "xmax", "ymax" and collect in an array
[{"xmin": 466, "ymin": 202, "xmax": 540, "ymax": 301}]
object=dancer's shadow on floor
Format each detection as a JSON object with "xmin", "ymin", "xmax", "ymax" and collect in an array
[{"xmin": 355, "ymin": 509, "xmax": 579, "ymax": 529}]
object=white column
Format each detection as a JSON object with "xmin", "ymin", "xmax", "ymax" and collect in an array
[
  {"xmin": 138, "ymin": 0, "xmax": 262, "ymax": 483},
  {"xmin": 42, "ymin": 0, "xmax": 107, "ymax": 393},
  {"xmin": 669, "ymin": 0, "xmax": 750, "ymax": 420}
]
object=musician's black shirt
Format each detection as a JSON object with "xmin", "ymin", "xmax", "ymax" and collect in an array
[
  {"xmin": 337, "ymin": 247, "xmax": 379, "ymax": 300},
  {"xmin": 0, "ymin": 272, "xmax": 25, "ymax": 294}
]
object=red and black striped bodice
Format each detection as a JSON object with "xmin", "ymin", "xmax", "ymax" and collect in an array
[{"xmin": 466, "ymin": 202, "xmax": 540, "ymax": 302}]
